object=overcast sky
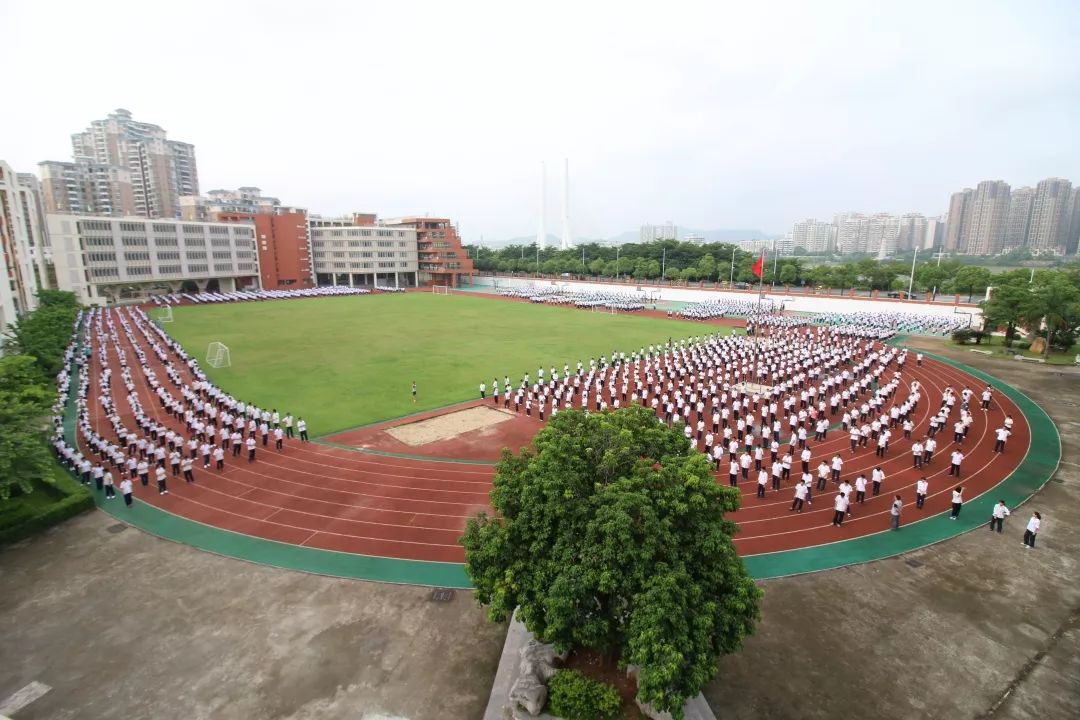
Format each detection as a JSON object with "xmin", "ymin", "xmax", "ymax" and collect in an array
[{"xmin": 2, "ymin": 0, "xmax": 1077, "ymax": 241}]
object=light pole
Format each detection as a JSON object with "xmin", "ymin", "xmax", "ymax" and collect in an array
[
  {"xmin": 907, "ymin": 247, "xmax": 918, "ymax": 298},
  {"xmin": 770, "ymin": 239, "xmax": 779, "ymax": 290},
  {"xmin": 616, "ymin": 246, "xmax": 620, "ymax": 282},
  {"xmin": 729, "ymin": 247, "xmax": 736, "ymax": 286},
  {"xmin": 661, "ymin": 248, "xmax": 666, "ymax": 283}
]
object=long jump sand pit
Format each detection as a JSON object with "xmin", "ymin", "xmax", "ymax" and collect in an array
[{"xmin": 385, "ymin": 405, "xmax": 516, "ymax": 446}]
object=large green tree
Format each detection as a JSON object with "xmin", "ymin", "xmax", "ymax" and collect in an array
[
  {"xmin": 461, "ymin": 406, "xmax": 761, "ymax": 718},
  {"xmin": 953, "ymin": 266, "xmax": 993, "ymax": 301},
  {"xmin": 981, "ymin": 270, "xmax": 1032, "ymax": 347},
  {"xmin": 0, "ymin": 355, "xmax": 54, "ymax": 498},
  {"xmin": 1025, "ymin": 273, "xmax": 1080, "ymax": 357}
]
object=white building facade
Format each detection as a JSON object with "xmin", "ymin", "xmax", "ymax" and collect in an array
[
  {"xmin": 46, "ymin": 214, "xmax": 258, "ymax": 306},
  {"xmin": 309, "ymin": 219, "xmax": 418, "ymax": 288},
  {"xmin": 1, "ymin": 161, "xmax": 51, "ymax": 338}
]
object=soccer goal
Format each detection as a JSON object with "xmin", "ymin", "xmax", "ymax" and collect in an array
[
  {"xmin": 432, "ymin": 285, "xmax": 451, "ymax": 295},
  {"xmin": 206, "ymin": 342, "xmax": 231, "ymax": 369}
]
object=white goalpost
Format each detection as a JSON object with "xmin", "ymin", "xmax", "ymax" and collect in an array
[
  {"xmin": 432, "ymin": 285, "xmax": 451, "ymax": 295},
  {"xmin": 154, "ymin": 305, "xmax": 173, "ymax": 323},
  {"xmin": 206, "ymin": 341, "xmax": 231, "ymax": 369}
]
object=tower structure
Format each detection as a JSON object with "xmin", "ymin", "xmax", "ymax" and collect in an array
[
  {"xmin": 536, "ymin": 162, "xmax": 546, "ymax": 249},
  {"xmin": 561, "ymin": 158, "xmax": 572, "ymax": 249}
]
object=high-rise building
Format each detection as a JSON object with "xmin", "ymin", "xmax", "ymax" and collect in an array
[
  {"xmin": 0, "ymin": 161, "xmax": 52, "ymax": 339},
  {"xmin": 835, "ymin": 213, "xmax": 870, "ymax": 254},
  {"xmin": 640, "ymin": 223, "xmax": 677, "ymax": 242},
  {"xmin": 1003, "ymin": 187, "xmax": 1035, "ymax": 251},
  {"xmin": 1067, "ymin": 187, "xmax": 1080, "ymax": 255},
  {"xmin": 39, "ymin": 109, "xmax": 198, "ymax": 219},
  {"xmin": 943, "ymin": 189, "xmax": 973, "ymax": 252},
  {"xmin": 1027, "ymin": 177, "xmax": 1073, "ymax": 254},
  {"xmin": 960, "ymin": 181, "xmax": 1010, "ymax": 255},
  {"xmin": 923, "ymin": 216, "xmax": 945, "ymax": 250},
  {"xmin": 896, "ymin": 214, "xmax": 928, "ymax": 252},
  {"xmin": 45, "ymin": 214, "xmax": 256, "ymax": 306},
  {"xmin": 790, "ymin": 219, "xmax": 832, "ymax": 253}
]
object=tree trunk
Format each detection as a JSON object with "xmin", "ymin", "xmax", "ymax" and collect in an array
[{"xmin": 1044, "ymin": 320, "xmax": 1052, "ymax": 358}]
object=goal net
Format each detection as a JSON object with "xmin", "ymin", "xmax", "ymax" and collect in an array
[
  {"xmin": 432, "ymin": 285, "xmax": 451, "ymax": 295},
  {"xmin": 153, "ymin": 305, "xmax": 173, "ymax": 323},
  {"xmin": 206, "ymin": 342, "xmax": 231, "ymax": 369}
]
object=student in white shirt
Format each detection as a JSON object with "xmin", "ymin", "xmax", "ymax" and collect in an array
[
  {"xmin": 912, "ymin": 441, "xmax": 924, "ymax": 469},
  {"xmin": 949, "ymin": 450, "xmax": 964, "ymax": 478},
  {"xmin": 791, "ymin": 480, "xmax": 808, "ymax": 513},
  {"xmin": 864, "ymin": 466, "xmax": 880, "ymax": 495},
  {"xmin": 832, "ymin": 492, "xmax": 849, "ymax": 526},
  {"xmin": 994, "ymin": 427, "xmax": 1010, "ymax": 453},
  {"xmin": 756, "ymin": 469, "xmax": 768, "ymax": 498},
  {"xmin": 120, "ymin": 478, "xmax": 134, "ymax": 507},
  {"xmin": 950, "ymin": 486, "xmax": 963, "ymax": 519},
  {"xmin": 890, "ymin": 495, "xmax": 903, "ymax": 530},
  {"xmin": 915, "ymin": 477, "xmax": 929, "ymax": 509},
  {"xmin": 1022, "ymin": 512, "xmax": 1041, "ymax": 548},
  {"xmin": 988, "ymin": 500, "xmax": 1010, "ymax": 533},
  {"xmin": 854, "ymin": 474, "xmax": 868, "ymax": 504}
]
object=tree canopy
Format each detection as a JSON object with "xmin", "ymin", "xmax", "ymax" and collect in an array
[
  {"xmin": 461, "ymin": 405, "xmax": 761, "ymax": 718},
  {"xmin": 982, "ymin": 269, "xmax": 1080, "ymax": 355}
]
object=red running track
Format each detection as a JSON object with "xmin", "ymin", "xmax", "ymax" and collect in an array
[{"xmin": 79, "ymin": 307, "xmax": 1028, "ymax": 565}]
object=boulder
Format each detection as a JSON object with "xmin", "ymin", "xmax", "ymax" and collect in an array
[
  {"xmin": 1030, "ymin": 337, "xmax": 1046, "ymax": 354},
  {"xmin": 509, "ymin": 673, "xmax": 548, "ymax": 717},
  {"xmin": 519, "ymin": 639, "xmax": 559, "ymax": 682}
]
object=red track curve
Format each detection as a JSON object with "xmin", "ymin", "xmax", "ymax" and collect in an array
[{"xmin": 78, "ymin": 306, "xmax": 1028, "ymax": 565}]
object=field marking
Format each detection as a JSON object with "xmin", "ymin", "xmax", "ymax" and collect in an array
[{"xmin": 0, "ymin": 681, "xmax": 52, "ymax": 716}]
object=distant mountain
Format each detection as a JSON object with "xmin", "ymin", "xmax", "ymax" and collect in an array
[{"xmin": 485, "ymin": 229, "xmax": 774, "ymax": 248}]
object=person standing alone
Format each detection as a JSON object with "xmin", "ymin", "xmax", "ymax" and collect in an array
[
  {"xmin": 950, "ymin": 486, "xmax": 963, "ymax": 519},
  {"xmin": 1022, "ymin": 512, "xmax": 1041, "ymax": 548},
  {"xmin": 989, "ymin": 500, "xmax": 1010, "ymax": 533},
  {"xmin": 890, "ymin": 495, "xmax": 903, "ymax": 530}
]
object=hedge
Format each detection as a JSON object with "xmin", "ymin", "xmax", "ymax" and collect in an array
[
  {"xmin": 0, "ymin": 458, "xmax": 94, "ymax": 545},
  {"xmin": 547, "ymin": 669, "xmax": 621, "ymax": 720}
]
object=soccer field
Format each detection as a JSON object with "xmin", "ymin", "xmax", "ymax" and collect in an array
[{"xmin": 165, "ymin": 293, "xmax": 738, "ymax": 436}]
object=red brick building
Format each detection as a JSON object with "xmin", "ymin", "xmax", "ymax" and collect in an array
[
  {"xmin": 380, "ymin": 216, "xmax": 474, "ymax": 287},
  {"xmin": 216, "ymin": 211, "xmax": 313, "ymax": 289}
]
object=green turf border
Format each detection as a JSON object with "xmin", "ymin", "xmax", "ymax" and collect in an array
[{"xmin": 62, "ymin": 343, "xmax": 1059, "ymax": 588}]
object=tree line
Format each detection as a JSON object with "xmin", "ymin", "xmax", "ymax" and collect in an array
[
  {"xmin": 980, "ymin": 267, "xmax": 1080, "ymax": 357},
  {"xmin": 1, "ymin": 291, "xmax": 81, "ymax": 499},
  {"xmin": 465, "ymin": 239, "xmax": 1080, "ymax": 297}
]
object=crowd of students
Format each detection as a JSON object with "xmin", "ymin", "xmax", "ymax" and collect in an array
[
  {"xmin": 498, "ymin": 286, "xmax": 651, "ymax": 311},
  {"xmin": 151, "ymin": 285, "xmax": 376, "ymax": 306},
  {"xmin": 679, "ymin": 298, "xmax": 776, "ymax": 320},
  {"xmin": 479, "ymin": 320, "xmax": 1040, "ymax": 542},
  {"xmin": 50, "ymin": 306, "xmax": 308, "ymax": 507},
  {"xmin": 809, "ymin": 311, "xmax": 969, "ymax": 336},
  {"xmin": 44, "ymin": 298, "xmax": 1040, "ymax": 549}
]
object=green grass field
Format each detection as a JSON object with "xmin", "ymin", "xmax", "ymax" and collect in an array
[{"xmin": 164, "ymin": 294, "xmax": 737, "ymax": 436}]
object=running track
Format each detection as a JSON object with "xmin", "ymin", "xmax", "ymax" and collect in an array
[{"xmin": 72, "ymin": 305, "xmax": 1054, "ymax": 587}]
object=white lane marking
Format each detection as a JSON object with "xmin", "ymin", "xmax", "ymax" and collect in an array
[{"xmin": 0, "ymin": 681, "xmax": 52, "ymax": 716}]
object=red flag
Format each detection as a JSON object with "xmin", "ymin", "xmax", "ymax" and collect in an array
[{"xmin": 751, "ymin": 250, "xmax": 765, "ymax": 279}]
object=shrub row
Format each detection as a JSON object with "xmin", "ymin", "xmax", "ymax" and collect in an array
[
  {"xmin": 547, "ymin": 669, "xmax": 621, "ymax": 720},
  {"xmin": 0, "ymin": 461, "xmax": 94, "ymax": 545}
]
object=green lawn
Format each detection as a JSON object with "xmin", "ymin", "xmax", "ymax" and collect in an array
[
  {"xmin": 166, "ymin": 294, "xmax": 737, "ymax": 436},
  {"xmin": 946, "ymin": 336, "xmax": 1080, "ymax": 366}
]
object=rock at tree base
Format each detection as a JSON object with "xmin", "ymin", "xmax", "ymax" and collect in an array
[
  {"xmin": 519, "ymin": 639, "xmax": 560, "ymax": 682},
  {"xmin": 509, "ymin": 674, "xmax": 547, "ymax": 716},
  {"xmin": 1030, "ymin": 337, "xmax": 1046, "ymax": 354}
]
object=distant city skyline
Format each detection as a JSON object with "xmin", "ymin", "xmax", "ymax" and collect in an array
[{"xmin": 2, "ymin": 1, "xmax": 1078, "ymax": 242}]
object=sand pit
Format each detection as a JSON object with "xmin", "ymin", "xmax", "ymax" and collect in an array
[{"xmin": 385, "ymin": 406, "xmax": 516, "ymax": 446}]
